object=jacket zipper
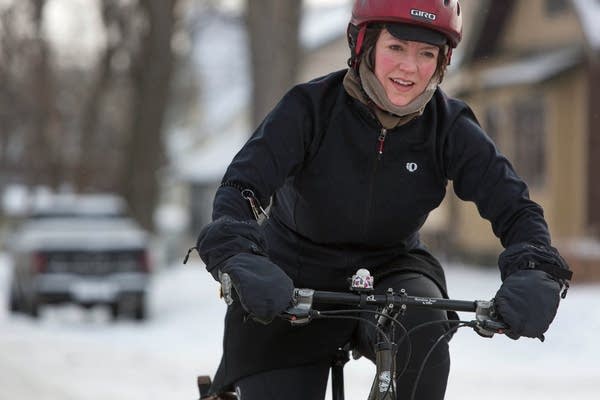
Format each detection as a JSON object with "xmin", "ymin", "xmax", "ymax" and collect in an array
[
  {"xmin": 363, "ymin": 127, "xmax": 388, "ymax": 238},
  {"xmin": 377, "ymin": 128, "xmax": 388, "ymax": 159}
]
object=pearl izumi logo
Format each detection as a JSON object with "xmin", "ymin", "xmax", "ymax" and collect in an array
[
  {"xmin": 410, "ymin": 9, "xmax": 437, "ymax": 21},
  {"xmin": 406, "ymin": 162, "xmax": 418, "ymax": 172}
]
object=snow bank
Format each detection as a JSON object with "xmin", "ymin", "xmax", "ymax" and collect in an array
[{"xmin": 0, "ymin": 253, "xmax": 598, "ymax": 400}]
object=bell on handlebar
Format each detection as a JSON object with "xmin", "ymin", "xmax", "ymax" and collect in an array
[{"xmin": 349, "ymin": 268, "xmax": 374, "ymax": 292}]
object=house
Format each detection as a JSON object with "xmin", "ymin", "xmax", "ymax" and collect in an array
[{"xmin": 437, "ymin": 0, "xmax": 600, "ymax": 280}]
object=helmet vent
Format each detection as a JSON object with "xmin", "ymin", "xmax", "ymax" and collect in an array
[{"xmin": 457, "ymin": 3, "xmax": 461, "ymax": 16}]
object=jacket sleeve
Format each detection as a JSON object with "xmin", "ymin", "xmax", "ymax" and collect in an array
[
  {"xmin": 195, "ymin": 87, "xmax": 316, "ymax": 274},
  {"xmin": 443, "ymin": 110, "xmax": 572, "ymax": 284},
  {"xmin": 443, "ymin": 109, "xmax": 551, "ymax": 248},
  {"xmin": 212, "ymin": 87, "xmax": 316, "ymax": 221}
]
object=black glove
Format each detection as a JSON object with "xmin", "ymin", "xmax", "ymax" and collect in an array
[
  {"xmin": 494, "ymin": 243, "xmax": 572, "ymax": 340},
  {"xmin": 220, "ymin": 252, "xmax": 294, "ymax": 323},
  {"xmin": 196, "ymin": 216, "xmax": 294, "ymax": 323},
  {"xmin": 495, "ymin": 269, "xmax": 561, "ymax": 340}
]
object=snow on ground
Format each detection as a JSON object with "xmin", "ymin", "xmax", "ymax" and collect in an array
[{"xmin": 0, "ymin": 252, "xmax": 598, "ymax": 400}]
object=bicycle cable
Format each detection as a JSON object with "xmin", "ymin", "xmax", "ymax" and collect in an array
[
  {"xmin": 314, "ymin": 311, "xmax": 480, "ymax": 400},
  {"xmin": 409, "ymin": 322, "xmax": 469, "ymax": 400},
  {"xmin": 318, "ymin": 308, "xmax": 409, "ymax": 343},
  {"xmin": 315, "ymin": 312, "xmax": 398, "ymax": 398},
  {"xmin": 312, "ymin": 313, "xmax": 393, "ymax": 345},
  {"xmin": 317, "ymin": 308, "xmax": 408, "ymax": 400}
]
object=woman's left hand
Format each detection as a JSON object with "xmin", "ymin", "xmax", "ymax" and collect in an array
[{"xmin": 494, "ymin": 269, "xmax": 561, "ymax": 340}]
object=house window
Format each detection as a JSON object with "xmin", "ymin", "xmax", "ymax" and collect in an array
[
  {"xmin": 545, "ymin": 0, "xmax": 568, "ymax": 15},
  {"xmin": 512, "ymin": 96, "xmax": 546, "ymax": 187}
]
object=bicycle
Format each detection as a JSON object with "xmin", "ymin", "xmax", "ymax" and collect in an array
[{"xmin": 196, "ymin": 268, "xmax": 507, "ymax": 400}]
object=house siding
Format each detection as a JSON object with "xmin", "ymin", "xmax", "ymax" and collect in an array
[
  {"xmin": 546, "ymin": 68, "xmax": 587, "ymax": 238},
  {"xmin": 588, "ymin": 62, "xmax": 600, "ymax": 235},
  {"xmin": 428, "ymin": 0, "xmax": 600, "ymax": 272}
]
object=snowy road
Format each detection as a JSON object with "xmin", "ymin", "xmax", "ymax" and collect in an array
[{"xmin": 1, "ymin": 253, "xmax": 598, "ymax": 400}]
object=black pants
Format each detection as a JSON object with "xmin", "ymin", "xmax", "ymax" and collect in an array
[{"xmin": 234, "ymin": 273, "xmax": 451, "ymax": 400}]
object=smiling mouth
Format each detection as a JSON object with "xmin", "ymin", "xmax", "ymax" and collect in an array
[
  {"xmin": 390, "ymin": 78, "xmax": 414, "ymax": 88},
  {"xmin": 390, "ymin": 78, "xmax": 415, "ymax": 91}
]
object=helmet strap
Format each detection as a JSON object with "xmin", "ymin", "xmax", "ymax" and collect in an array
[
  {"xmin": 446, "ymin": 48, "xmax": 454, "ymax": 65},
  {"xmin": 350, "ymin": 25, "xmax": 368, "ymax": 71},
  {"xmin": 355, "ymin": 25, "xmax": 367, "ymax": 56}
]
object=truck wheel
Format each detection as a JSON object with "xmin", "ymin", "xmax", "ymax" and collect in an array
[
  {"xmin": 110, "ymin": 302, "xmax": 120, "ymax": 320},
  {"xmin": 26, "ymin": 298, "xmax": 39, "ymax": 318},
  {"xmin": 9, "ymin": 281, "xmax": 22, "ymax": 313},
  {"xmin": 133, "ymin": 294, "xmax": 147, "ymax": 321}
]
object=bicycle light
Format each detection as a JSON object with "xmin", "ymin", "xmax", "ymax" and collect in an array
[{"xmin": 350, "ymin": 268, "xmax": 374, "ymax": 292}]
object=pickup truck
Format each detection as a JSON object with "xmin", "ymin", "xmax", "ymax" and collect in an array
[{"xmin": 7, "ymin": 194, "xmax": 152, "ymax": 320}]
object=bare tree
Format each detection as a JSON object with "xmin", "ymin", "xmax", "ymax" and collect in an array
[
  {"xmin": 0, "ymin": 0, "xmax": 186, "ymax": 231},
  {"xmin": 0, "ymin": 0, "xmax": 63, "ymax": 189},
  {"xmin": 0, "ymin": 5, "xmax": 27, "ymax": 183},
  {"xmin": 119, "ymin": 0, "xmax": 179, "ymax": 230},
  {"xmin": 74, "ymin": 0, "xmax": 122, "ymax": 191},
  {"xmin": 246, "ymin": 0, "xmax": 302, "ymax": 127}
]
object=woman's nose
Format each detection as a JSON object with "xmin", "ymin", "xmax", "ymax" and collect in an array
[{"xmin": 396, "ymin": 54, "xmax": 418, "ymax": 73}]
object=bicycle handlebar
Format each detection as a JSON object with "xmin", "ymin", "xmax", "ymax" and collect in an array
[
  {"xmin": 282, "ymin": 287, "xmax": 507, "ymax": 337},
  {"xmin": 305, "ymin": 289, "xmax": 478, "ymax": 311},
  {"xmin": 218, "ymin": 270, "xmax": 508, "ymax": 337}
]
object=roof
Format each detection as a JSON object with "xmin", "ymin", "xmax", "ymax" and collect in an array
[
  {"xmin": 571, "ymin": 0, "xmax": 600, "ymax": 52},
  {"xmin": 456, "ymin": 0, "xmax": 600, "ymax": 66},
  {"xmin": 467, "ymin": 0, "xmax": 517, "ymax": 63},
  {"xmin": 480, "ymin": 46, "xmax": 584, "ymax": 89}
]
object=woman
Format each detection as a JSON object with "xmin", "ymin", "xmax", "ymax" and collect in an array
[{"xmin": 194, "ymin": 1, "xmax": 572, "ymax": 399}]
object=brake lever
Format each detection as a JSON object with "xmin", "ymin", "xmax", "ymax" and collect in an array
[
  {"xmin": 281, "ymin": 288, "xmax": 315, "ymax": 326},
  {"xmin": 478, "ymin": 319, "xmax": 507, "ymax": 333},
  {"xmin": 477, "ymin": 299, "xmax": 546, "ymax": 342},
  {"xmin": 218, "ymin": 272, "xmax": 234, "ymax": 305},
  {"xmin": 474, "ymin": 300, "xmax": 507, "ymax": 338}
]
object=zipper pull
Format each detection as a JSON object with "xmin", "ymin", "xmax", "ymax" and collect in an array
[
  {"xmin": 377, "ymin": 128, "xmax": 387, "ymax": 159},
  {"xmin": 241, "ymin": 189, "xmax": 269, "ymax": 222}
]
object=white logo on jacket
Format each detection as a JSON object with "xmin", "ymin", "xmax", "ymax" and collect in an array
[{"xmin": 406, "ymin": 162, "xmax": 418, "ymax": 172}]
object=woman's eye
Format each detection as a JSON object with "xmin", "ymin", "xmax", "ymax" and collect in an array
[
  {"xmin": 389, "ymin": 45, "xmax": 403, "ymax": 51},
  {"xmin": 421, "ymin": 51, "xmax": 436, "ymax": 58}
]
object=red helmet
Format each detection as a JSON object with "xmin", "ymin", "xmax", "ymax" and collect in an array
[{"xmin": 347, "ymin": 0, "xmax": 463, "ymax": 66}]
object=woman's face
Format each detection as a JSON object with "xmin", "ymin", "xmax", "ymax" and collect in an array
[{"xmin": 373, "ymin": 29, "xmax": 440, "ymax": 107}]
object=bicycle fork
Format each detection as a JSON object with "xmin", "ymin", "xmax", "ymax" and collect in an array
[
  {"xmin": 330, "ymin": 345, "xmax": 396, "ymax": 400},
  {"xmin": 368, "ymin": 289, "xmax": 401, "ymax": 400},
  {"xmin": 367, "ymin": 343, "xmax": 397, "ymax": 400}
]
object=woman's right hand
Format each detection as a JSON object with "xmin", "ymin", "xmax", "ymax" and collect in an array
[
  {"xmin": 196, "ymin": 216, "xmax": 294, "ymax": 323},
  {"xmin": 219, "ymin": 253, "xmax": 295, "ymax": 324}
]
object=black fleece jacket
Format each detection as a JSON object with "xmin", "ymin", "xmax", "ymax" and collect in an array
[
  {"xmin": 215, "ymin": 69, "xmax": 549, "ymax": 275},
  {"xmin": 206, "ymin": 69, "xmax": 551, "ymax": 391}
]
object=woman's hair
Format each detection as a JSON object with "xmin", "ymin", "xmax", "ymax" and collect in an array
[{"xmin": 362, "ymin": 26, "xmax": 449, "ymax": 82}]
